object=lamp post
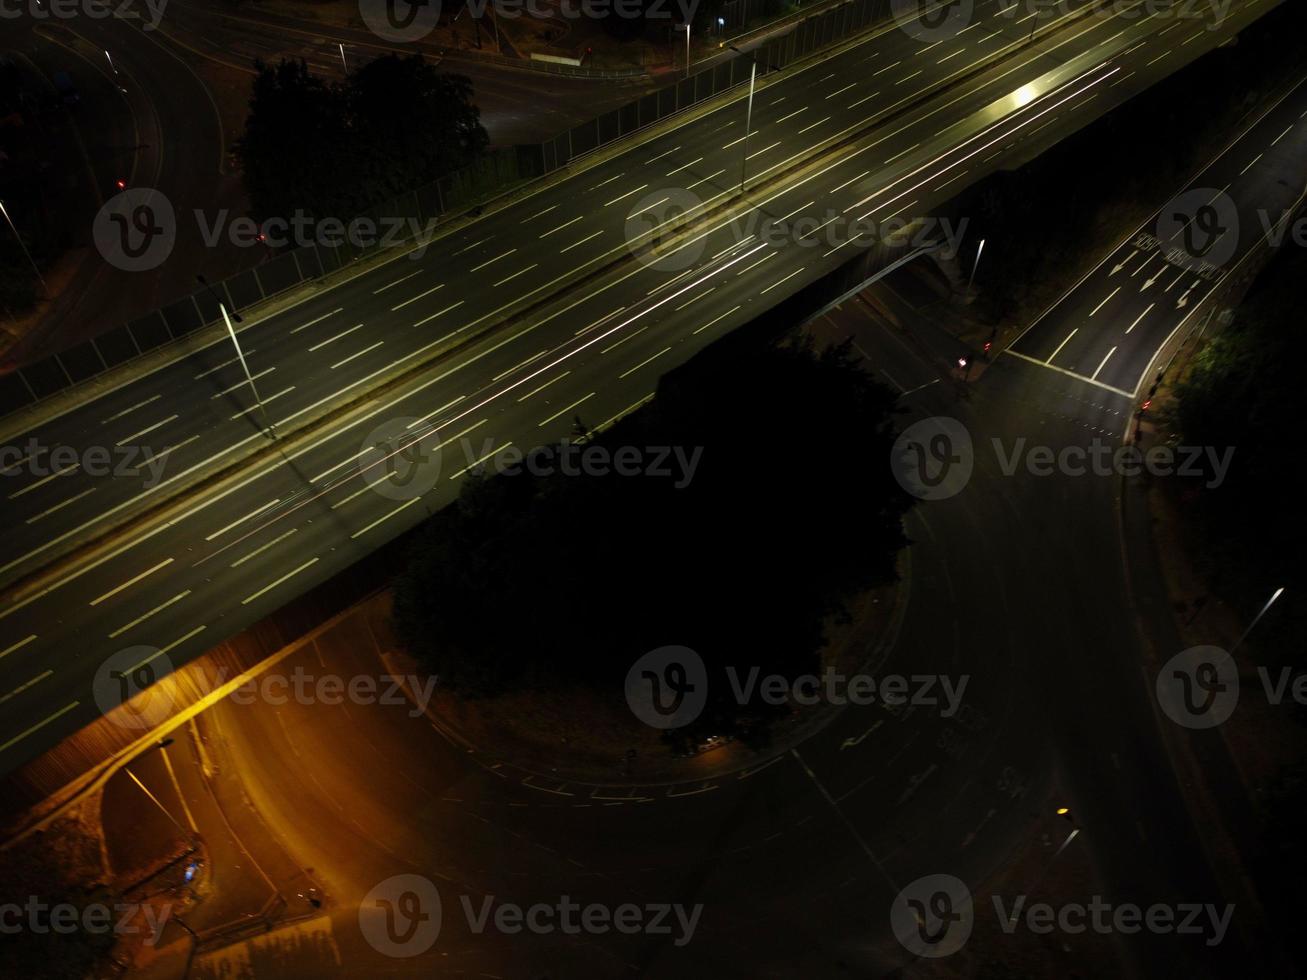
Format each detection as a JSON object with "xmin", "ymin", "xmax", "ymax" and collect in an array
[
  {"xmin": 197, "ymin": 275, "xmax": 274, "ymax": 438},
  {"xmin": 967, "ymin": 237, "xmax": 985, "ymax": 292},
  {"xmin": 727, "ymin": 45, "xmax": 781, "ymax": 193},
  {"xmin": 0, "ymin": 199, "xmax": 48, "ymax": 296},
  {"xmin": 1230, "ymin": 587, "xmax": 1285, "ymax": 655},
  {"xmin": 681, "ymin": 23, "xmax": 691, "ymax": 79}
]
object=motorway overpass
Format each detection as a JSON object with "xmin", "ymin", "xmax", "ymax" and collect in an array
[{"xmin": 0, "ymin": 0, "xmax": 1284, "ymax": 771}]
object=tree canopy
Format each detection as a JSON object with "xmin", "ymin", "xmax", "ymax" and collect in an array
[
  {"xmin": 1172, "ymin": 244, "xmax": 1305, "ymax": 647},
  {"xmin": 393, "ymin": 334, "xmax": 912, "ymax": 748},
  {"xmin": 236, "ymin": 54, "xmax": 487, "ymax": 227}
]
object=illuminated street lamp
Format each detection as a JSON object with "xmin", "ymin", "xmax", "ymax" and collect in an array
[
  {"xmin": 0, "ymin": 199, "xmax": 48, "ymax": 296},
  {"xmin": 727, "ymin": 45, "xmax": 781, "ymax": 193},
  {"xmin": 197, "ymin": 275, "xmax": 275, "ymax": 438},
  {"xmin": 1230, "ymin": 587, "xmax": 1285, "ymax": 655}
]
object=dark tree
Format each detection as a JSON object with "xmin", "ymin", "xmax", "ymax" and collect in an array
[
  {"xmin": 347, "ymin": 55, "xmax": 487, "ymax": 205},
  {"xmin": 236, "ymin": 55, "xmax": 487, "ymax": 228},
  {"xmin": 237, "ymin": 59, "xmax": 350, "ymax": 223},
  {"xmin": 394, "ymin": 334, "xmax": 912, "ymax": 748}
]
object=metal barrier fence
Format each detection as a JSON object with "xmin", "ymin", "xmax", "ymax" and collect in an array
[{"xmin": 0, "ymin": 0, "xmax": 893, "ymax": 421}]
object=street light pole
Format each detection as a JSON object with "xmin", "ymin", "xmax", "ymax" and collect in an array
[
  {"xmin": 0, "ymin": 199, "xmax": 48, "ymax": 296},
  {"xmin": 967, "ymin": 238, "xmax": 986, "ymax": 292},
  {"xmin": 220, "ymin": 301, "xmax": 274, "ymax": 438},
  {"xmin": 740, "ymin": 60, "xmax": 756, "ymax": 192},
  {"xmin": 1230, "ymin": 587, "xmax": 1285, "ymax": 655},
  {"xmin": 198, "ymin": 274, "xmax": 273, "ymax": 437},
  {"xmin": 683, "ymin": 23, "xmax": 691, "ymax": 79}
]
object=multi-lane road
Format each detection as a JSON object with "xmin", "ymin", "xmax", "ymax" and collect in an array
[
  {"xmin": 0, "ymin": 0, "xmax": 1282, "ymax": 771},
  {"xmin": 1010, "ymin": 72, "xmax": 1307, "ymax": 397}
]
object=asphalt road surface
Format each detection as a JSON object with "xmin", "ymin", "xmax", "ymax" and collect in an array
[
  {"xmin": 0, "ymin": 0, "xmax": 1281, "ymax": 778},
  {"xmin": 1009, "ymin": 72, "xmax": 1307, "ymax": 397}
]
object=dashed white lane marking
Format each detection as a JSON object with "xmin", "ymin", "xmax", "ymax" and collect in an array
[
  {"xmin": 538, "ymin": 392, "xmax": 595, "ymax": 428},
  {"xmin": 0, "ymin": 701, "xmax": 79, "ymax": 755},
  {"xmin": 413, "ymin": 301, "xmax": 465, "ymax": 328},
  {"xmin": 1048, "ymin": 328, "xmax": 1078, "ymax": 364},
  {"xmin": 1091, "ymin": 345, "xmax": 1118, "ymax": 381},
  {"xmin": 349, "ymin": 500, "xmax": 421, "ymax": 540},
  {"xmin": 231, "ymin": 528, "xmax": 298, "ymax": 568},
  {"xmin": 604, "ymin": 185, "xmax": 649, "ymax": 206},
  {"xmin": 560, "ymin": 230, "xmax": 603, "ymax": 253},
  {"xmin": 468, "ymin": 249, "xmax": 516, "ymax": 272},
  {"xmin": 288, "ymin": 308, "xmax": 342, "ymax": 334},
  {"xmin": 109, "ymin": 591, "xmax": 191, "ymax": 639},
  {"xmin": 330, "ymin": 341, "xmax": 384, "ymax": 371},
  {"xmin": 89, "ymin": 557, "xmax": 173, "ymax": 606},
  {"xmin": 391, "ymin": 283, "xmax": 444, "ymax": 311},
  {"xmin": 372, "ymin": 270, "xmax": 422, "ymax": 294},
  {"xmin": 308, "ymin": 323, "xmax": 363, "ymax": 352},
  {"xmin": 210, "ymin": 369, "xmax": 275, "ymax": 398},
  {"xmin": 1126, "ymin": 303, "xmax": 1154, "ymax": 334},
  {"xmin": 205, "ymin": 499, "xmax": 280, "ymax": 542},
  {"xmin": 102, "ymin": 394, "xmax": 162, "ymax": 423},
  {"xmin": 493, "ymin": 264, "xmax": 539, "ymax": 288},
  {"xmin": 619, "ymin": 347, "xmax": 672, "ymax": 380},
  {"xmin": 539, "ymin": 215, "xmax": 583, "ymax": 238},
  {"xmin": 241, "ymin": 557, "xmax": 320, "ymax": 603},
  {"xmin": 115, "ymin": 416, "xmax": 178, "ymax": 446},
  {"xmin": 0, "ymin": 635, "xmax": 37, "ymax": 659},
  {"xmin": 1089, "ymin": 286, "xmax": 1120, "ymax": 316},
  {"xmin": 25, "ymin": 487, "xmax": 96, "ymax": 525}
]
